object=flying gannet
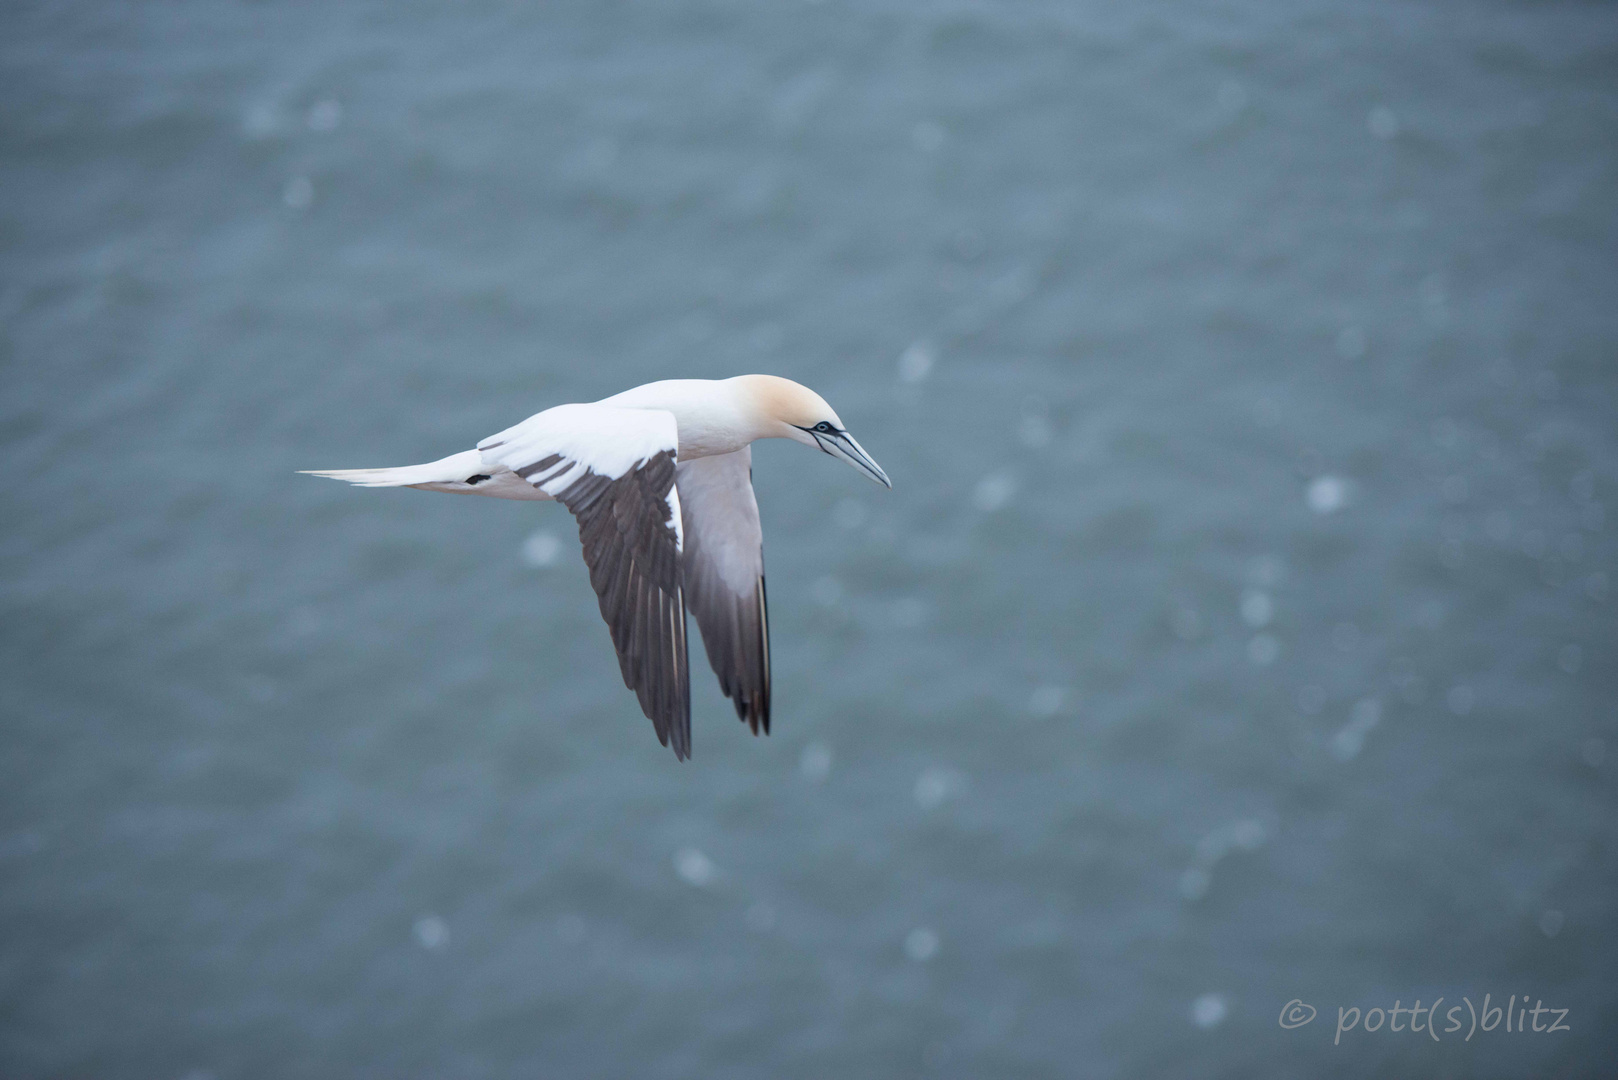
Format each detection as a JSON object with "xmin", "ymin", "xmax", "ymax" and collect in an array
[{"xmin": 304, "ymin": 375, "xmax": 891, "ymax": 760}]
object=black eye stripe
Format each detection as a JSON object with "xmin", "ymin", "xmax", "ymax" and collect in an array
[{"xmin": 798, "ymin": 421, "xmax": 842, "ymax": 438}]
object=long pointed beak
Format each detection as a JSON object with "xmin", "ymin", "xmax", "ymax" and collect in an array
[{"xmin": 818, "ymin": 429, "xmax": 892, "ymax": 489}]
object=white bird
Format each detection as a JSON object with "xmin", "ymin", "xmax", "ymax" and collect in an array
[{"xmin": 303, "ymin": 375, "xmax": 891, "ymax": 760}]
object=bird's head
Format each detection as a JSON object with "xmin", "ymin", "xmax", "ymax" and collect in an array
[{"xmin": 732, "ymin": 374, "xmax": 892, "ymax": 488}]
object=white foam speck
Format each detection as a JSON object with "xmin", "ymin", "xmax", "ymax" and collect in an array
[
  {"xmin": 242, "ymin": 103, "xmax": 279, "ymax": 139},
  {"xmin": 1192, "ymin": 993, "xmax": 1228, "ymax": 1029},
  {"xmin": 1018, "ymin": 400, "xmax": 1054, "ymax": 448},
  {"xmin": 1229, "ymin": 819, "xmax": 1267, "ymax": 851},
  {"xmin": 799, "ymin": 741, "xmax": 832, "ymax": 783},
  {"xmin": 1330, "ymin": 697, "xmax": 1382, "ymax": 762},
  {"xmin": 973, "ymin": 471, "xmax": 1017, "ymax": 512},
  {"xmin": 306, "ymin": 99, "xmax": 342, "ymax": 132},
  {"xmin": 673, "ymin": 847, "xmax": 716, "ymax": 887},
  {"xmin": 1181, "ymin": 819, "xmax": 1268, "ymax": 901},
  {"xmin": 413, "ymin": 914, "xmax": 448, "ymax": 950},
  {"xmin": 1306, "ymin": 475, "xmax": 1350, "ymax": 514},
  {"xmin": 898, "ymin": 341, "xmax": 935, "ymax": 383},
  {"xmin": 904, "ymin": 926, "xmax": 939, "ymax": 961},
  {"xmin": 1195, "ymin": 819, "xmax": 1267, "ymax": 865},
  {"xmin": 913, "ymin": 766, "xmax": 963, "ymax": 809},
  {"xmin": 282, "ymin": 176, "xmax": 314, "ymax": 210},
  {"xmin": 521, "ymin": 530, "xmax": 562, "ymax": 568}
]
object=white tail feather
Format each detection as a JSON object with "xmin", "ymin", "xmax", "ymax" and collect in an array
[{"xmin": 301, "ymin": 448, "xmax": 485, "ymax": 488}]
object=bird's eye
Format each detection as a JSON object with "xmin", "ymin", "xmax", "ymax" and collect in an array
[{"xmin": 815, "ymin": 421, "xmax": 835, "ymax": 433}]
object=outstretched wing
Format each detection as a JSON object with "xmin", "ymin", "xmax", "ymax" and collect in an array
[
  {"xmin": 676, "ymin": 448, "xmax": 770, "ymax": 735},
  {"xmin": 479, "ymin": 404, "xmax": 692, "ymax": 759}
]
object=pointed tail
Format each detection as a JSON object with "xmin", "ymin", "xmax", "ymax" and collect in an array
[{"xmin": 301, "ymin": 448, "xmax": 485, "ymax": 488}]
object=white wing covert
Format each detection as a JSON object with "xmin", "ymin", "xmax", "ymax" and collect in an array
[{"xmin": 480, "ymin": 404, "xmax": 692, "ymax": 758}]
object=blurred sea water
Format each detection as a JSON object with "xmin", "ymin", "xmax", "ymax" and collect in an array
[{"xmin": 2, "ymin": 1, "xmax": 1615, "ymax": 1076}]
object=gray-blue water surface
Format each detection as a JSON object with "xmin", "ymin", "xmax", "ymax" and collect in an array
[{"xmin": 3, "ymin": 1, "xmax": 1615, "ymax": 1076}]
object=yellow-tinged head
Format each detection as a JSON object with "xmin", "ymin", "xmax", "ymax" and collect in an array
[{"xmin": 730, "ymin": 374, "xmax": 891, "ymax": 488}]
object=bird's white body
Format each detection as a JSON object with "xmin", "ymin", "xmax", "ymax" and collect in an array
[
  {"xmin": 304, "ymin": 374, "xmax": 889, "ymax": 760},
  {"xmin": 601, "ymin": 379, "xmax": 767, "ymax": 460},
  {"xmin": 315, "ymin": 376, "xmax": 877, "ymax": 498}
]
